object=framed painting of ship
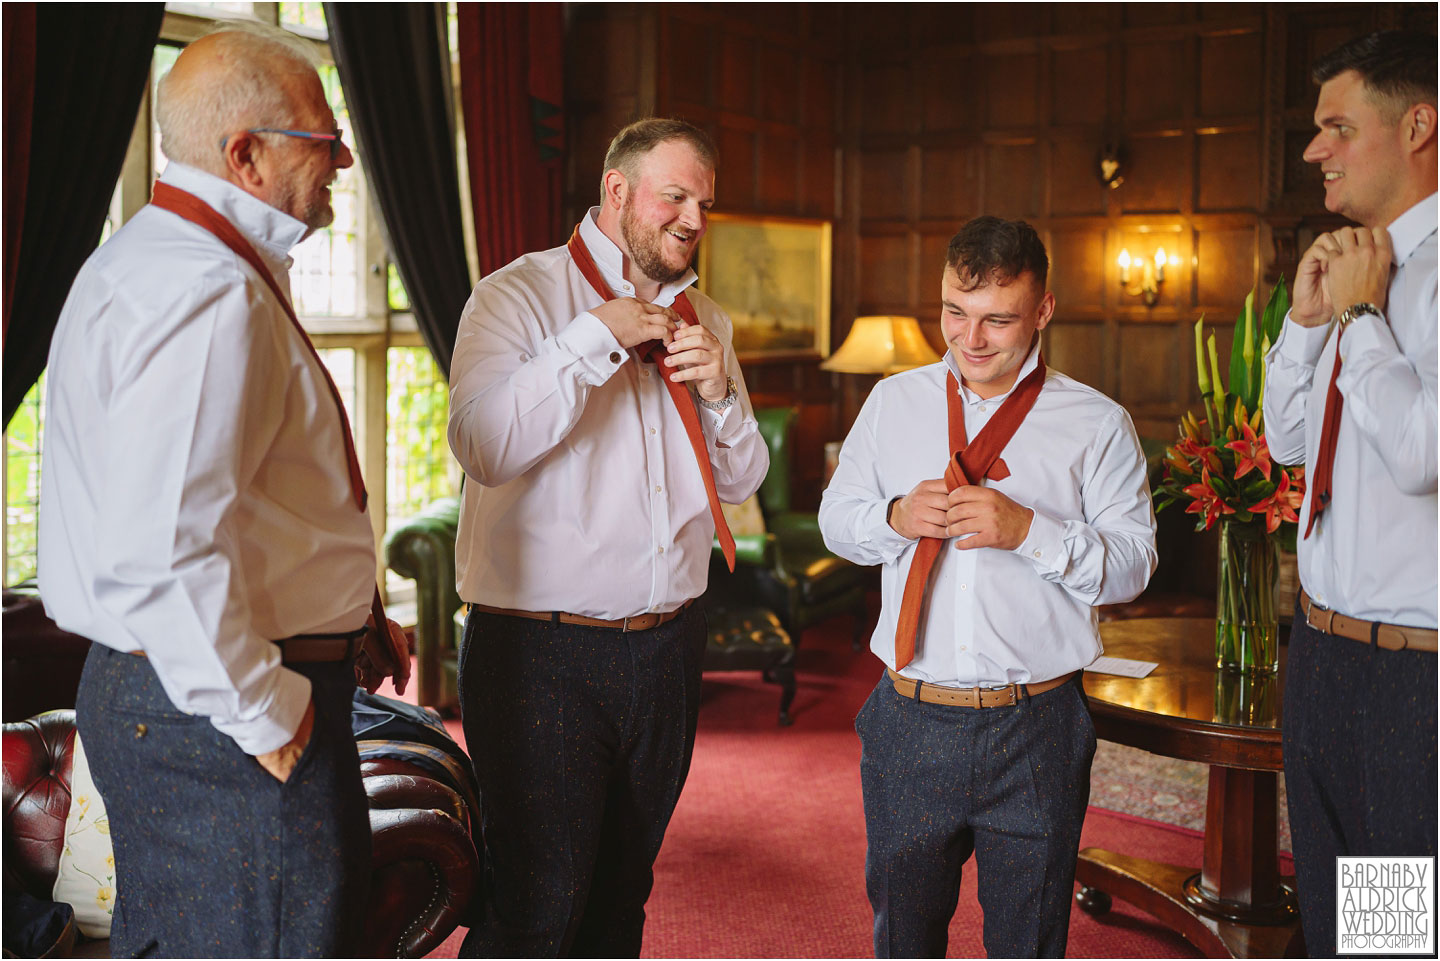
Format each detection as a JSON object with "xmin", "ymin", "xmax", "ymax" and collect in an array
[{"xmin": 696, "ymin": 213, "xmax": 831, "ymax": 360}]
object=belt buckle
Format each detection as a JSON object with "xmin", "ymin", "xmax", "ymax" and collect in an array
[{"xmin": 1307, "ymin": 600, "xmax": 1336, "ymax": 635}]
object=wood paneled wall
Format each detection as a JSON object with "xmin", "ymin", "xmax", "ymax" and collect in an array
[{"xmin": 562, "ymin": 3, "xmax": 1434, "ymax": 506}]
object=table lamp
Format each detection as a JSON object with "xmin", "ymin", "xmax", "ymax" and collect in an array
[{"xmin": 820, "ymin": 315, "xmax": 941, "ymax": 376}]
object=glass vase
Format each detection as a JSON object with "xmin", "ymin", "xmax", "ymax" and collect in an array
[{"xmin": 1215, "ymin": 520, "xmax": 1280, "ymax": 674}]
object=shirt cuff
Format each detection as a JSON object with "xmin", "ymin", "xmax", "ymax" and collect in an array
[
  {"xmin": 866, "ymin": 497, "xmax": 916, "ymax": 555},
  {"xmin": 209, "ymin": 667, "xmax": 313, "ymax": 756},
  {"xmin": 561, "ymin": 311, "xmax": 629, "ymax": 385},
  {"xmin": 1275, "ymin": 311, "xmax": 1333, "ymax": 366},
  {"xmin": 1014, "ymin": 507, "xmax": 1066, "ymax": 575},
  {"xmin": 1337, "ymin": 310, "xmax": 1396, "ymax": 365}
]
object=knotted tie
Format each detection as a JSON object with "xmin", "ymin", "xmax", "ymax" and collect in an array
[
  {"xmin": 893, "ymin": 357, "xmax": 1048, "ymax": 669},
  {"xmin": 566, "ymin": 226, "xmax": 737, "ymax": 572},
  {"xmin": 1304, "ymin": 334, "xmax": 1345, "ymax": 539},
  {"xmin": 149, "ymin": 182, "xmax": 400, "ymax": 672}
]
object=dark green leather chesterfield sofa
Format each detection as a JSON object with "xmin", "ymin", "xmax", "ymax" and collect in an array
[{"xmin": 384, "ymin": 496, "xmax": 462, "ymax": 715}]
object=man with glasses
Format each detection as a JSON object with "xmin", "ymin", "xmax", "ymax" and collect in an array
[{"xmin": 38, "ymin": 21, "xmax": 405, "ymax": 957}]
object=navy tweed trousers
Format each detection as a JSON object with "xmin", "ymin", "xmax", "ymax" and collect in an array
[
  {"xmin": 76, "ymin": 644, "xmax": 371, "ymax": 958},
  {"xmin": 1282, "ymin": 600, "xmax": 1438, "ymax": 959},
  {"xmin": 856, "ymin": 672, "xmax": 1096, "ymax": 958},
  {"xmin": 457, "ymin": 602, "xmax": 708, "ymax": 958}
]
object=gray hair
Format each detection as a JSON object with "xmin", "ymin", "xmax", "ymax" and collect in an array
[{"xmin": 155, "ymin": 20, "xmax": 321, "ymax": 175}]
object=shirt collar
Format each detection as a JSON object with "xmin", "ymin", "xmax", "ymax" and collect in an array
[
  {"xmin": 577, "ymin": 206, "xmax": 698, "ymax": 306},
  {"xmin": 943, "ymin": 339, "xmax": 1043, "ymax": 406},
  {"xmin": 158, "ymin": 162, "xmax": 310, "ymax": 271},
  {"xmin": 1388, "ymin": 193, "xmax": 1438, "ymax": 268}
]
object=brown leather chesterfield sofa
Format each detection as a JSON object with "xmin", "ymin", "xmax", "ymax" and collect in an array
[{"xmin": 3, "ymin": 710, "xmax": 476, "ymax": 958}]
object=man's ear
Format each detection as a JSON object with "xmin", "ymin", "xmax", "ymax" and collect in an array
[
  {"xmin": 601, "ymin": 168, "xmax": 628, "ymax": 211},
  {"xmin": 221, "ymin": 131, "xmax": 265, "ymax": 190},
  {"xmin": 1405, "ymin": 103, "xmax": 1437, "ymax": 153},
  {"xmin": 1034, "ymin": 290, "xmax": 1056, "ymax": 332}
]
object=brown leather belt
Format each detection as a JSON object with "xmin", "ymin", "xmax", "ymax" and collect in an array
[
  {"xmin": 1299, "ymin": 589, "xmax": 1437, "ymax": 653},
  {"xmin": 127, "ymin": 629, "xmax": 367, "ymax": 665},
  {"xmin": 887, "ymin": 667, "xmax": 1079, "ymax": 708},
  {"xmin": 469, "ymin": 598, "xmax": 693, "ymax": 633}
]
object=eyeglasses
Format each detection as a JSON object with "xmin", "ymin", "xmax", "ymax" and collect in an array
[{"xmin": 219, "ymin": 125, "xmax": 346, "ymax": 160}]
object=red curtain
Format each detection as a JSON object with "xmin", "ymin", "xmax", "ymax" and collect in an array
[{"xmin": 457, "ymin": 3, "xmax": 565, "ymax": 278}]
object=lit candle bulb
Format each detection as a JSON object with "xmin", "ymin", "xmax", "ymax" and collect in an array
[
  {"xmin": 1154, "ymin": 247, "xmax": 1167, "ymax": 283},
  {"xmin": 1118, "ymin": 248, "xmax": 1132, "ymax": 285}
]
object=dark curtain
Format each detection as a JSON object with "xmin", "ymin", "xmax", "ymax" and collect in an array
[
  {"xmin": 457, "ymin": 3, "xmax": 565, "ymax": 279},
  {"xmin": 324, "ymin": 2, "xmax": 471, "ymax": 377},
  {"xmin": 2, "ymin": 4, "xmax": 164, "ymax": 428}
]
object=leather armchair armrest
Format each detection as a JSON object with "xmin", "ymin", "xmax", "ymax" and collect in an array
[{"xmin": 365, "ymin": 805, "xmax": 478, "ymax": 959}]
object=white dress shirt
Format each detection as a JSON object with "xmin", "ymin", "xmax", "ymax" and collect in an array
[
  {"xmin": 819, "ymin": 346, "xmax": 1157, "ymax": 686},
  {"xmin": 38, "ymin": 163, "xmax": 377, "ymax": 756},
  {"xmin": 447, "ymin": 208, "xmax": 769, "ymax": 618},
  {"xmin": 1263, "ymin": 194, "xmax": 1438, "ymax": 627}
]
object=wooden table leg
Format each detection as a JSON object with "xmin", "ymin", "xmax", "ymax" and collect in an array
[{"xmin": 1075, "ymin": 767, "xmax": 1302, "ymax": 959}]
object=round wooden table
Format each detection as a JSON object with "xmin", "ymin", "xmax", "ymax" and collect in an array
[{"xmin": 1078, "ymin": 617, "xmax": 1303, "ymax": 959}]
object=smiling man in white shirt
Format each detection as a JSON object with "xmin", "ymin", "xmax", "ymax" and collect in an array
[
  {"xmin": 820, "ymin": 216, "xmax": 1156, "ymax": 958},
  {"xmin": 37, "ymin": 22, "xmax": 408, "ymax": 958},
  {"xmin": 447, "ymin": 118, "xmax": 768, "ymax": 957},
  {"xmin": 1262, "ymin": 30, "xmax": 1437, "ymax": 958}
]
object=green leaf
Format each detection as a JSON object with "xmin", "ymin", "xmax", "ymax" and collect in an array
[{"xmin": 1230, "ymin": 289, "xmax": 1255, "ymax": 410}]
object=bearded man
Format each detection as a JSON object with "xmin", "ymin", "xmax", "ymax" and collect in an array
[{"xmin": 446, "ymin": 117, "xmax": 768, "ymax": 957}]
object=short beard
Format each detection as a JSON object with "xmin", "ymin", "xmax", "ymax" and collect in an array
[{"xmin": 620, "ymin": 201, "xmax": 690, "ymax": 285}]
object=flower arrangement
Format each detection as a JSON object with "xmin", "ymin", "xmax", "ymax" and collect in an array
[
  {"xmin": 1154, "ymin": 282, "xmax": 1305, "ymax": 542},
  {"xmin": 1153, "ymin": 280, "xmax": 1305, "ymax": 673}
]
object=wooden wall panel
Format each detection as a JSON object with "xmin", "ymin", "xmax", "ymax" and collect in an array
[
  {"xmin": 915, "ymin": 232, "xmax": 951, "ymax": 309},
  {"xmin": 1117, "ymin": 134, "xmax": 1188, "ymax": 213},
  {"xmin": 984, "ymin": 52, "xmax": 1039, "ymax": 128},
  {"xmin": 1048, "ymin": 137, "xmax": 1106, "ymax": 216},
  {"xmin": 1198, "ymin": 32, "xmax": 1262, "ymax": 118},
  {"xmin": 717, "ymin": 125, "xmax": 757, "ymax": 210},
  {"xmin": 1050, "ymin": 45, "xmax": 1109, "ymax": 127},
  {"xmin": 1196, "ymin": 130, "xmax": 1260, "ymax": 212},
  {"xmin": 719, "ymin": 34, "xmax": 755, "ymax": 115},
  {"xmin": 1124, "ymin": 3, "xmax": 1187, "ymax": 28},
  {"xmin": 1123, "ymin": 41, "xmax": 1186, "ymax": 123},
  {"xmin": 860, "ymin": 63, "xmax": 912, "ymax": 134},
  {"xmin": 920, "ymin": 50, "xmax": 978, "ymax": 132},
  {"xmin": 860, "ymin": 149, "xmax": 912, "ymax": 221},
  {"xmin": 1048, "ymin": 229, "xmax": 1106, "ymax": 311},
  {"xmin": 1195, "ymin": 227, "xmax": 1257, "ymax": 307},
  {"xmin": 1045, "ymin": 322, "xmax": 1109, "ymax": 397},
  {"xmin": 857, "ymin": 233, "xmax": 912, "ymax": 309},
  {"xmin": 920, "ymin": 146, "xmax": 981, "ymax": 221},
  {"xmin": 1118, "ymin": 324, "xmax": 1182, "ymax": 409},
  {"xmin": 757, "ymin": 131, "xmax": 800, "ymax": 211},
  {"xmin": 984, "ymin": 142, "xmax": 1039, "ymax": 218}
]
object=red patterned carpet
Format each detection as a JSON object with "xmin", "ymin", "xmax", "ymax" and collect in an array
[{"xmin": 414, "ymin": 605, "xmax": 1294, "ymax": 958}]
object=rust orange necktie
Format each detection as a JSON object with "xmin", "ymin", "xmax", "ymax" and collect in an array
[
  {"xmin": 893, "ymin": 356, "xmax": 1047, "ymax": 669},
  {"xmin": 566, "ymin": 226, "xmax": 737, "ymax": 572},
  {"xmin": 1304, "ymin": 335, "xmax": 1345, "ymax": 539},
  {"xmin": 149, "ymin": 182, "xmax": 398, "ymax": 663}
]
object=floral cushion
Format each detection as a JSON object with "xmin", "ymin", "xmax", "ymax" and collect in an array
[
  {"xmin": 721, "ymin": 493, "xmax": 767, "ymax": 537},
  {"xmin": 51, "ymin": 734, "xmax": 114, "ymax": 939}
]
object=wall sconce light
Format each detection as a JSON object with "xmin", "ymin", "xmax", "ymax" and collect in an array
[{"xmin": 1117, "ymin": 247, "xmax": 1179, "ymax": 307}]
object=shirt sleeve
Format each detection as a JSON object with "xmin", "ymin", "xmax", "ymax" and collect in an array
[
  {"xmin": 1262, "ymin": 311, "xmax": 1332, "ymax": 467},
  {"xmin": 92, "ymin": 271, "xmax": 310, "ymax": 756},
  {"xmin": 819, "ymin": 385, "xmax": 917, "ymax": 565},
  {"xmin": 1334, "ymin": 301, "xmax": 1438, "ymax": 495},
  {"xmin": 447, "ymin": 276, "xmax": 629, "ymax": 488},
  {"xmin": 1012, "ymin": 404, "xmax": 1158, "ymax": 606},
  {"xmin": 695, "ymin": 307, "xmax": 769, "ymax": 504}
]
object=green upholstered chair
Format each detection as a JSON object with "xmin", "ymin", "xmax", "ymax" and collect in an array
[
  {"xmin": 713, "ymin": 407, "xmax": 869, "ymax": 647},
  {"xmin": 384, "ymin": 496, "xmax": 462, "ymax": 715}
]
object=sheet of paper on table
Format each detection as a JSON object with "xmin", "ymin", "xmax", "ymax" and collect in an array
[{"xmin": 1085, "ymin": 655, "xmax": 1158, "ymax": 678}]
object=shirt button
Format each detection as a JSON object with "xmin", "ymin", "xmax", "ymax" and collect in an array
[
  {"xmin": 649, "ymin": 427, "xmax": 656, "ymax": 435},
  {"xmin": 980, "ymin": 405, "xmax": 988, "ymax": 412},
  {"xmin": 960, "ymin": 584, "xmax": 967, "ymax": 591},
  {"xmin": 657, "ymin": 546, "xmax": 665, "ymax": 555},
  {"xmin": 655, "ymin": 486, "xmax": 662, "ymax": 493},
  {"xmin": 609, "ymin": 351, "xmax": 621, "ymax": 364},
  {"xmin": 1033, "ymin": 549, "xmax": 1043, "ymax": 558}
]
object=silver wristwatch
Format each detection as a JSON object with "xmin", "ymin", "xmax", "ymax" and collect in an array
[
  {"xmin": 698, "ymin": 377, "xmax": 738, "ymax": 412},
  {"xmin": 1338, "ymin": 302, "xmax": 1381, "ymax": 329}
]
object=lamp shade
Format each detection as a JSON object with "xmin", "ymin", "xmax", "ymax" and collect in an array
[{"xmin": 819, "ymin": 315, "xmax": 942, "ymax": 375}]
